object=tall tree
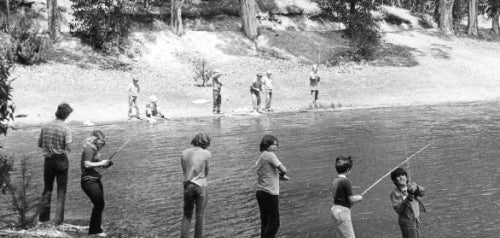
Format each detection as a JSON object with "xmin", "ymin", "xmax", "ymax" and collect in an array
[
  {"xmin": 240, "ymin": 0, "xmax": 258, "ymax": 39},
  {"xmin": 5, "ymin": 0, "xmax": 9, "ymax": 32},
  {"xmin": 439, "ymin": 0, "xmax": 455, "ymax": 34},
  {"xmin": 47, "ymin": 0, "xmax": 58, "ymax": 39},
  {"xmin": 467, "ymin": 0, "xmax": 478, "ymax": 35},
  {"xmin": 492, "ymin": 0, "xmax": 500, "ymax": 35},
  {"xmin": 171, "ymin": 0, "xmax": 184, "ymax": 35}
]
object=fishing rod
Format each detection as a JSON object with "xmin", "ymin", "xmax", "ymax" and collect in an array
[
  {"xmin": 361, "ymin": 142, "xmax": 432, "ymax": 196},
  {"xmin": 107, "ymin": 138, "xmax": 131, "ymax": 160}
]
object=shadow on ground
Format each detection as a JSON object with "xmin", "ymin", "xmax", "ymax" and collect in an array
[{"xmin": 370, "ymin": 43, "xmax": 419, "ymax": 67}]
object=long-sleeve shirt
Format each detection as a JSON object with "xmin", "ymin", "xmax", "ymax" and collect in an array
[{"xmin": 390, "ymin": 184, "xmax": 426, "ymax": 228}]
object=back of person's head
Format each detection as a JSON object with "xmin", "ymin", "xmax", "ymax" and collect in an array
[
  {"xmin": 55, "ymin": 103, "xmax": 73, "ymax": 120},
  {"xmin": 260, "ymin": 134, "xmax": 278, "ymax": 152},
  {"xmin": 335, "ymin": 156, "xmax": 353, "ymax": 174},
  {"xmin": 191, "ymin": 133, "xmax": 211, "ymax": 149},
  {"xmin": 390, "ymin": 167, "xmax": 408, "ymax": 185},
  {"xmin": 91, "ymin": 130, "xmax": 105, "ymax": 140}
]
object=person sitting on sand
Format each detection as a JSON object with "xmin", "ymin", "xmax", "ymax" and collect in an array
[{"xmin": 145, "ymin": 95, "xmax": 166, "ymax": 122}]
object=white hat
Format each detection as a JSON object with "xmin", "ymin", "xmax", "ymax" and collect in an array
[{"xmin": 149, "ymin": 95, "xmax": 158, "ymax": 102}]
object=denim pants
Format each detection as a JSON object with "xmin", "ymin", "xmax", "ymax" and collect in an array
[
  {"xmin": 81, "ymin": 179, "xmax": 105, "ymax": 234},
  {"xmin": 39, "ymin": 154, "xmax": 68, "ymax": 225},
  {"xmin": 331, "ymin": 205, "xmax": 355, "ymax": 238},
  {"xmin": 128, "ymin": 96, "xmax": 139, "ymax": 115},
  {"xmin": 264, "ymin": 90, "xmax": 273, "ymax": 110},
  {"xmin": 256, "ymin": 190, "xmax": 280, "ymax": 238},
  {"xmin": 180, "ymin": 182, "xmax": 207, "ymax": 238},
  {"xmin": 213, "ymin": 90, "xmax": 221, "ymax": 112}
]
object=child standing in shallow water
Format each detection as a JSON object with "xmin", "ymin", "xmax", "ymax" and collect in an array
[
  {"xmin": 331, "ymin": 156, "xmax": 363, "ymax": 238},
  {"xmin": 390, "ymin": 167, "xmax": 426, "ymax": 238},
  {"xmin": 255, "ymin": 135, "xmax": 288, "ymax": 238}
]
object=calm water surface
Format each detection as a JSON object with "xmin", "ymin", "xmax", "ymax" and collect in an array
[{"xmin": 1, "ymin": 102, "xmax": 499, "ymax": 238}]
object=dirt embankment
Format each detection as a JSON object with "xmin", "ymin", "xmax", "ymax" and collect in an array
[{"xmin": 7, "ymin": 4, "xmax": 500, "ymax": 128}]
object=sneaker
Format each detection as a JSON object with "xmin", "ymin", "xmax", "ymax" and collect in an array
[{"xmin": 96, "ymin": 232, "xmax": 107, "ymax": 237}]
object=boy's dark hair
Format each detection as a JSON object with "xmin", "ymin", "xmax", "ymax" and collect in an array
[
  {"xmin": 55, "ymin": 103, "xmax": 73, "ymax": 120},
  {"xmin": 335, "ymin": 156, "xmax": 353, "ymax": 174},
  {"xmin": 390, "ymin": 167, "xmax": 408, "ymax": 185},
  {"xmin": 91, "ymin": 130, "xmax": 105, "ymax": 140},
  {"xmin": 260, "ymin": 135, "xmax": 278, "ymax": 152},
  {"xmin": 191, "ymin": 133, "xmax": 211, "ymax": 149}
]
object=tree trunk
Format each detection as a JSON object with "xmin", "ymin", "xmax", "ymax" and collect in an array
[
  {"xmin": 350, "ymin": 0, "xmax": 356, "ymax": 14},
  {"xmin": 492, "ymin": 0, "xmax": 500, "ymax": 35},
  {"xmin": 439, "ymin": 0, "xmax": 455, "ymax": 34},
  {"xmin": 47, "ymin": 0, "xmax": 58, "ymax": 39},
  {"xmin": 170, "ymin": 0, "xmax": 184, "ymax": 35},
  {"xmin": 5, "ymin": 0, "xmax": 10, "ymax": 32},
  {"xmin": 467, "ymin": 0, "xmax": 478, "ymax": 36},
  {"xmin": 452, "ymin": 0, "xmax": 462, "ymax": 24},
  {"xmin": 240, "ymin": 0, "xmax": 258, "ymax": 39}
]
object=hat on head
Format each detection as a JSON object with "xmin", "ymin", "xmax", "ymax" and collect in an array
[
  {"xmin": 212, "ymin": 69, "xmax": 222, "ymax": 76},
  {"xmin": 133, "ymin": 77, "xmax": 139, "ymax": 82},
  {"xmin": 149, "ymin": 95, "xmax": 158, "ymax": 102},
  {"xmin": 266, "ymin": 70, "xmax": 272, "ymax": 75}
]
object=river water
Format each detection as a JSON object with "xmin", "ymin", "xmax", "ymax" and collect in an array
[{"xmin": 1, "ymin": 102, "xmax": 499, "ymax": 237}]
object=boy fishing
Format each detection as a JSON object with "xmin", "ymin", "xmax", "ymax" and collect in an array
[
  {"xmin": 330, "ymin": 156, "xmax": 363, "ymax": 238},
  {"xmin": 390, "ymin": 167, "xmax": 426, "ymax": 238}
]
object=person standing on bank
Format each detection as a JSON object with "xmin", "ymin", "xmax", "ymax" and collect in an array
[
  {"xmin": 262, "ymin": 71, "xmax": 274, "ymax": 112},
  {"xmin": 38, "ymin": 103, "xmax": 73, "ymax": 225},
  {"xmin": 81, "ymin": 130, "xmax": 113, "ymax": 236},
  {"xmin": 212, "ymin": 69, "xmax": 223, "ymax": 114},
  {"xmin": 180, "ymin": 133, "xmax": 212, "ymax": 238},
  {"xmin": 127, "ymin": 77, "xmax": 140, "ymax": 119},
  {"xmin": 390, "ymin": 167, "xmax": 426, "ymax": 238},
  {"xmin": 309, "ymin": 64, "xmax": 320, "ymax": 108},
  {"xmin": 250, "ymin": 73, "xmax": 264, "ymax": 113},
  {"xmin": 331, "ymin": 156, "xmax": 363, "ymax": 238},
  {"xmin": 255, "ymin": 135, "xmax": 289, "ymax": 238}
]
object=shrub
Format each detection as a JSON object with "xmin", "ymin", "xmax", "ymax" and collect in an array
[
  {"xmin": 0, "ymin": 154, "xmax": 42, "ymax": 229},
  {"xmin": 0, "ymin": 57, "xmax": 16, "ymax": 135},
  {"xmin": 344, "ymin": 11, "xmax": 382, "ymax": 60},
  {"xmin": 70, "ymin": 0, "xmax": 131, "ymax": 53},
  {"xmin": 7, "ymin": 10, "xmax": 51, "ymax": 65},
  {"xmin": 192, "ymin": 58, "xmax": 214, "ymax": 87}
]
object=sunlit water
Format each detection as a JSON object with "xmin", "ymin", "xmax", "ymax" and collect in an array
[{"xmin": 1, "ymin": 101, "xmax": 499, "ymax": 237}]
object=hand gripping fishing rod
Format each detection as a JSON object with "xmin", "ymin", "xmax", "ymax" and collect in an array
[{"xmin": 361, "ymin": 142, "xmax": 432, "ymax": 196}]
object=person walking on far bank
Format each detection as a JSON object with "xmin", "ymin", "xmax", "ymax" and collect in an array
[
  {"xmin": 262, "ymin": 71, "xmax": 274, "ymax": 112},
  {"xmin": 390, "ymin": 167, "xmax": 426, "ymax": 238},
  {"xmin": 127, "ymin": 77, "xmax": 140, "ymax": 119},
  {"xmin": 80, "ymin": 130, "xmax": 112, "ymax": 236},
  {"xmin": 38, "ymin": 103, "xmax": 73, "ymax": 225},
  {"xmin": 212, "ymin": 69, "xmax": 223, "ymax": 114},
  {"xmin": 250, "ymin": 73, "xmax": 264, "ymax": 113},
  {"xmin": 309, "ymin": 64, "xmax": 320, "ymax": 108},
  {"xmin": 331, "ymin": 156, "xmax": 363, "ymax": 238},
  {"xmin": 180, "ymin": 133, "xmax": 212, "ymax": 238},
  {"xmin": 255, "ymin": 135, "xmax": 289, "ymax": 238}
]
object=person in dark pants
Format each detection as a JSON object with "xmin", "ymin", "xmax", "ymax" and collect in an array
[
  {"xmin": 255, "ymin": 135, "xmax": 288, "ymax": 238},
  {"xmin": 80, "ymin": 130, "xmax": 112, "ymax": 236},
  {"xmin": 38, "ymin": 103, "xmax": 73, "ymax": 225},
  {"xmin": 212, "ymin": 70, "xmax": 223, "ymax": 114},
  {"xmin": 180, "ymin": 133, "xmax": 211, "ymax": 238}
]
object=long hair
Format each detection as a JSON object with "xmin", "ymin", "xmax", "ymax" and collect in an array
[
  {"xmin": 335, "ymin": 156, "xmax": 353, "ymax": 174},
  {"xmin": 55, "ymin": 103, "xmax": 73, "ymax": 120},
  {"xmin": 191, "ymin": 133, "xmax": 211, "ymax": 149},
  {"xmin": 259, "ymin": 135, "xmax": 278, "ymax": 152}
]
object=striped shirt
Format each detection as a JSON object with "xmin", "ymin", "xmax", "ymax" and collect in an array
[{"xmin": 39, "ymin": 119, "xmax": 72, "ymax": 157}]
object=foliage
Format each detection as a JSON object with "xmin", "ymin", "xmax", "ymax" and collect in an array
[
  {"xmin": 0, "ymin": 154, "xmax": 42, "ymax": 229},
  {"xmin": 320, "ymin": 0, "xmax": 382, "ymax": 60},
  {"xmin": 3, "ymin": 10, "xmax": 51, "ymax": 65},
  {"xmin": 192, "ymin": 58, "xmax": 214, "ymax": 87},
  {"xmin": 69, "ymin": 0, "xmax": 131, "ymax": 53},
  {"xmin": 0, "ymin": 57, "xmax": 15, "ymax": 136}
]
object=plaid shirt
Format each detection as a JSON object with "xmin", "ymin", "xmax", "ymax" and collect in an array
[{"xmin": 39, "ymin": 119, "xmax": 72, "ymax": 157}]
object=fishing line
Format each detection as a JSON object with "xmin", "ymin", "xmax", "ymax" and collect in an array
[{"xmin": 361, "ymin": 142, "xmax": 431, "ymax": 196}]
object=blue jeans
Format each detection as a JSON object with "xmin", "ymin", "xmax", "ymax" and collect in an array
[
  {"xmin": 256, "ymin": 190, "xmax": 280, "ymax": 238},
  {"xmin": 81, "ymin": 179, "xmax": 105, "ymax": 234},
  {"xmin": 39, "ymin": 154, "xmax": 68, "ymax": 225},
  {"xmin": 180, "ymin": 182, "xmax": 207, "ymax": 238},
  {"xmin": 213, "ymin": 90, "xmax": 221, "ymax": 113}
]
